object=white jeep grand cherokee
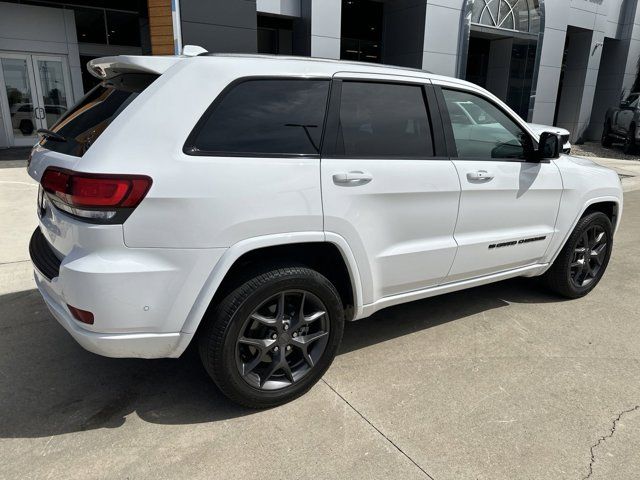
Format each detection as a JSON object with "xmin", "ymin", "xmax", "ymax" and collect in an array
[{"xmin": 28, "ymin": 54, "xmax": 623, "ymax": 408}]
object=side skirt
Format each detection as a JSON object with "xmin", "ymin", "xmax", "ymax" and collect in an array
[{"xmin": 355, "ymin": 263, "xmax": 549, "ymax": 320}]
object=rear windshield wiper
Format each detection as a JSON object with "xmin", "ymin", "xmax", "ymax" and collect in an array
[{"xmin": 37, "ymin": 129, "xmax": 67, "ymax": 142}]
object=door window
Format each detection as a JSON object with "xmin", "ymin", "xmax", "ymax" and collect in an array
[
  {"xmin": 335, "ymin": 81, "xmax": 434, "ymax": 158},
  {"xmin": 442, "ymin": 89, "xmax": 531, "ymax": 160},
  {"xmin": 188, "ymin": 79, "xmax": 330, "ymax": 156}
]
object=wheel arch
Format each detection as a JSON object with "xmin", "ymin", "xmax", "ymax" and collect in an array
[
  {"xmin": 582, "ymin": 200, "xmax": 620, "ymax": 229},
  {"xmin": 179, "ymin": 232, "xmax": 364, "ymax": 340}
]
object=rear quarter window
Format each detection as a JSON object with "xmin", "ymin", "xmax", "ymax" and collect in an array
[
  {"xmin": 185, "ymin": 78, "xmax": 330, "ymax": 156},
  {"xmin": 41, "ymin": 73, "xmax": 158, "ymax": 157}
]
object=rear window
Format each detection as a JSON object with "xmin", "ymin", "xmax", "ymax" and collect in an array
[
  {"xmin": 41, "ymin": 73, "xmax": 157, "ymax": 157},
  {"xmin": 185, "ymin": 79, "xmax": 330, "ymax": 156}
]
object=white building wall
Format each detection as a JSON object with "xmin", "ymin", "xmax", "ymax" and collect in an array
[
  {"xmin": 310, "ymin": 0, "xmax": 341, "ymax": 58},
  {"xmin": 0, "ymin": 1, "xmax": 83, "ymax": 148},
  {"xmin": 422, "ymin": 0, "xmax": 463, "ymax": 76},
  {"xmin": 532, "ymin": 0, "xmax": 639, "ymax": 140},
  {"xmin": 257, "ymin": 0, "xmax": 301, "ymax": 17}
]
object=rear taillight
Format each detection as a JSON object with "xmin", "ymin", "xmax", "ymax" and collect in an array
[{"xmin": 41, "ymin": 167, "xmax": 152, "ymax": 223}]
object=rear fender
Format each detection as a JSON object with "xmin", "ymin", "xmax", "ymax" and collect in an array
[{"xmin": 178, "ymin": 232, "xmax": 364, "ymax": 335}]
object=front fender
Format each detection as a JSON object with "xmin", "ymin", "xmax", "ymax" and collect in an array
[{"xmin": 543, "ymin": 157, "xmax": 623, "ymax": 266}]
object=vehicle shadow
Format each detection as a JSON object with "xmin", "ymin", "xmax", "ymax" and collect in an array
[
  {"xmin": 0, "ymin": 277, "xmax": 567, "ymax": 439},
  {"xmin": 340, "ymin": 276, "xmax": 564, "ymax": 354}
]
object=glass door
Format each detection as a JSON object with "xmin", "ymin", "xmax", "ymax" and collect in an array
[
  {"xmin": 31, "ymin": 55, "xmax": 72, "ymax": 129},
  {"xmin": 0, "ymin": 53, "xmax": 41, "ymax": 146},
  {"xmin": 0, "ymin": 53, "xmax": 73, "ymax": 146}
]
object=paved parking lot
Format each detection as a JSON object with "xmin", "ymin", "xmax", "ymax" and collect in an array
[{"xmin": 1, "ymin": 159, "xmax": 639, "ymax": 479}]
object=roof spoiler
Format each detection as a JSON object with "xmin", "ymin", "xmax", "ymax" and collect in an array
[{"xmin": 87, "ymin": 55, "xmax": 184, "ymax": 80}]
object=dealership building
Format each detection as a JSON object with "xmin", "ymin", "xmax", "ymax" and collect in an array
[{"xmin": 1, "ymin": 0, "xmax": 640, "ymax": 149}]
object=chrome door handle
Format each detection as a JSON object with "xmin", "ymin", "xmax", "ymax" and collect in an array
[
  {"xmin": 467, "ymin": 170, "xmax": 494, "ymax": 182},
  {"xmin": 332, "ymin": 171, "xmax": 373, "ymax": 186}
]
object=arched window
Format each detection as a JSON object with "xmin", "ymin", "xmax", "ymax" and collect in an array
[{"xmin": 471, "ymin": 0, "xmax": 541, "ymax": 34}]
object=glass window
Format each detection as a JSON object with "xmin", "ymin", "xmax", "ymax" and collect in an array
[
  {"xmin": 442, "ymin": 89, "xmax": 531, "ymax": 160},
  {"xmin": 335, "ymin": 82, "xmax": 434, "ymax": 158},
  {"xmin": 257, "ymin": 15, "xmax": 293, "ymax": 54},
  {"xmin": 74, "ymin": 7, "xmax": 107, "ymax": 44},
  {"xmin": 471, "ymin": 0, "xmax": 541, "ymax": 34},
  {"xmin": 190, "ymin": 80, "xmax": 330, "ymax": 155},
  {"xmin": 106, "ymin": 11, "xmax": 141, "ymax": 46},
  {"xmin": 41, "ymin": 74, "xmax": 157, "ymax": 157}
]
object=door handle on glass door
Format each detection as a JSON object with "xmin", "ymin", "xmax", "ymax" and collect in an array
[
  {"xmin": 467, "ymin": 170, "xmax": 494, "ymax": 182},
  {"xmin": 332, "ymin": 171, "xmax": 373, "ymax": 186}
]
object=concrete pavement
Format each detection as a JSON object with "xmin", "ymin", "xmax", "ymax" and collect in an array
[{"xmin": 1, "ymin": 161, "xmax": 639, "ymax": 479}]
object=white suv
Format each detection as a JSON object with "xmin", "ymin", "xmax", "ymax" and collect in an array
[{"xmin": 28, "ymin": 54, "xmax": 623, "ymax": 408}]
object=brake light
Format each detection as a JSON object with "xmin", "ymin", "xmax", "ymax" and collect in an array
[{"xmin": 41, "ymin": 168, "xmax": 152, "ymax": 223}]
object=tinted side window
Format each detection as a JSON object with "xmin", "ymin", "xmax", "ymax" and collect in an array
[
  {"xmin": 442, "ymin": 89, "xmax": 531, "ymax": 160},
  {"xmin": 190, "ymin": 79, "xmax": 330, "ymax": 156},
  {"xmin": 335, "ymin": 82, "xmax": 434, "ymax": 158}
]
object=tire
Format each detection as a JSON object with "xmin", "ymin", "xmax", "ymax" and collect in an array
[
  {"xmin": 198, "ymin": 266, "xmax": 345, "ymax": 408},
  {"xmin": 543, "ymin": 212, "xmax": 613, "ymax": 299},
  {"xmin": 623, "ymin": 124, "xmax": 637, "ymax": 154},
  {"xmin": 601, "ymin": 122, "xmax": 613, "ymax": 147}
]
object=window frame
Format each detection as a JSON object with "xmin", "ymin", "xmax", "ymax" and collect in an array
[
  {"xmin": 434, "ymin": 85, "xmax": 540, "ymax": 163},
  {"xmin": 183, "ymin": 76, "xmax": 333, "ymax": 158},
  {"xmin": 321, "ymin": 78, "xmax": 448, "ymax": 160}
]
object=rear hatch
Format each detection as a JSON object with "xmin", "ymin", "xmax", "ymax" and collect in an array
[
  {"xmin": 28, "ymin": 55, "xmax": 181, "ymax": 260},
  {"xmin": 39, "ymin": 73, "xmax": 158, "ymax": 158},
  {"xmin": 34, "ymin": 55, "xmax": 183, "ymax": 159}
]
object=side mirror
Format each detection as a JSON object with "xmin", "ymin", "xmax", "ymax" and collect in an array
[{"xmin": 537, "ymin": 132, "xmax": 561, "ymax": 161}]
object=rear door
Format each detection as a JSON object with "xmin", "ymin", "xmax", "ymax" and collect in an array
[
  {"xmin": 320, "ymin": 74, "xmax": 460, "ymax": 304},
  {"xmin": 435, "ymin": 84, "xmax": 563, "ymax": 282}
]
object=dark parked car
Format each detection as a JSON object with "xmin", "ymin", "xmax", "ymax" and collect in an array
[{"xmin": 603, "ymin": 92, "xmax": 640, "ymax": 154}]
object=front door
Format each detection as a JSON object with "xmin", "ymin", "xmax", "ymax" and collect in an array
[
  {"xmin": 436, "ymin": 85, "xmax": 563, "ymax": 282},
  {"xmin": 321, "ymin": 75, "xmax": 460, "ymax": 304},
  {"xmin": 0, "ymin": 53, "xmax": 72, "ymax": 146}
]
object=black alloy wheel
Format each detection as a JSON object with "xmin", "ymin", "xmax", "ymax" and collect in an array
[
  {"xmin": 199, "ymin": 266, "xmax": 344, "ymax": 408},
  {"xmin": 569, "ymin": 224, "xmax": 608, "ymax": 289},
  {"xmin": 236, "ymin": 290, "xmax": 330, "ymax": 390}
]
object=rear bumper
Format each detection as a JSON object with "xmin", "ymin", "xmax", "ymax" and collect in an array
[
  {"xmin": 34, "ymin": 269, "xmax": 193, "ymax": 358},
  {"xmin": 29, "ymin": 222, "xmax": 226, "ymax": 359}
]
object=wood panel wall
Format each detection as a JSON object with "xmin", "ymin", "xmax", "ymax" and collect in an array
[{"xmin": 148, "ymin": 0, "xmax": 175, "ymax": 55}]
